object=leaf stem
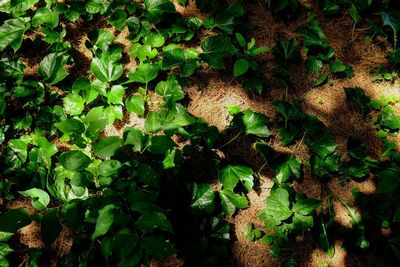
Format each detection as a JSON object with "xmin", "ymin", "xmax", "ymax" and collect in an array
[{"xmin": 219, "ymin": 131, "xmax": 241, "ymax": 149}]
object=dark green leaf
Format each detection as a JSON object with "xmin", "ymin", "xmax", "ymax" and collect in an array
[
  {"xmin": 264, "ymin": 188, "xmax": 292, "ymax": 223},
  {"xmin": 147, "ymin": 136, "xmax": 176, "ymax": 154},
  {"xmin": 41, "ymin": 208, "xmax": 62, "ymax": 246},
  {"xmin": 136, "ymin": 212, "xmax": 173, "ymax": 233},
  {"xmin": 200, "ymin": 35, "xmax": 236, "ymax": 69},
  {"xmin": 144, "ymin": 0, "xmax": 176, "ymax": 23},
  {"xmin": 0, "ymin": 209, "xmax": 31, "ymax": 233},
  {"xmin": 39, "ymin": 52, "xmax": 70, "ymax": 85},
  {"xmin": 220, "ymin": 165, "xmax": 254, "ymax": 192},
  {"xmin": 92, "ymin": 136, "xmax": 123, "ymax": 158},
  {"xmin": 293, "ymin": 195, "xmax": 321, "ymax": 216},
  {"xmin": 59, "ymin": 151, "xmax": 91, "ymax": 171},
  {"xmin": 219, "ymin": 189, "xmax": 248, "ymax": 216},
  {"xmin": 191, "ymin": 183, "xmax": 216, "ymax": 214},
  {"xmin": 377, "ymin": 167, "xmax": 400, "ymax": 193},
  {"xmin": 0, "ymin": 18, "xmax": 30, "ymax": 52},
  {"xmin": 92, "ymin": 204, "xmax": 116, "ymax": 239},
  {"xmin": 233, "ymin": 109, "xmax": 272, "ymax": 137}
]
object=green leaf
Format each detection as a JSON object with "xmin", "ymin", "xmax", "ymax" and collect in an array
[
  {"xmin": 377, "ymin": 167, "xmax": 400, "ymax": 193},
  {"xmin": 275, "ymin": 157, "xmax": 301, "ymax": 184},
  {"xmin": 329, "ymin": 60, "xmax": 347, "ymax": 73},
  {"xmin": 138, "ymin": 163, "xmax": 160, "ymax": 188},
  {"xmin": 220, "ymin": 165, "xmax": 254, "ymax": 192},
  {"xmin": 245, "ymin": 223, "xmax": 262, "ymax": 241},
  {"xmin": 264, "ymin": 188, "xmax": 293, "ymax": 223},
  {"xmin": 319, "ymin": 219, "xmax": 335, "ymax": 258},
  {"xmin": 55, "ymin": 119, "xmax": 85, "ymax": 136},
  {"xmin": 236, "ymin": 33, "xmax": 246, "ymax": 47},
  {"xmin": 41, "ymin": 208, "xmax": 62, "ymax": 246},
  {"xmin": 136, "ymin": 212, "xmax": 173, "ymax": 233},
  {"xmin": 63, "ymin": 93, "xmax": 85, "ymax": 115},
  {"xmin": 344, "ymin": 87, "xmax": 371, "ymax": 113},
  {"xmin": 0, "ymin": 243, "xmax": 13, "ymax": 257},
  {"xmin": 128, "ymin": 63, "xmax": 160, "ymax": 84},
  {"xmin": 382, "ymin": 12, "xmax": 400, "ymax": 36},
  {"xmin": 292, "ymin": 195, "xmax": 321, "ymax": 216},
  {"xmin": 144, "ymin": 0, "xmax": 176, "ymax": 23},
  {"xmin": 272, "ymin": 38, "xmax": 299, "ymax": 62},
  {"xmin": 144, "ymin": 111, "xmax": 161, "ymax": 133},
  {"xmin": 123, "ymin": 127, "xmax": 145, "ymax": 152},
  {"xmin": 126, "ymin": 95, "xmax": 145, "ymax": 115},
  {"xmin": 233, "ymin": 58, "xmax": 249, "ymax": 77},
  {"xmin": 379, "ymin": 106, "xmax": 400, "ymax": 130},
  {"xmin": 310, "ymin": 73, "xmax": 328, "ymax": 87},
  {"xmin": 200, "ymin": 35, "xmax": 236, "ymax": 69},
  {"xmin": 130, "ymin": 43, "xmax": 158, "ymax": 62},
  {"xmin": 39, "ymin": 52, "xmax": 70, "ymax": 85},
  {"xmin": 155, "ymin": 76, "xmax": 185, "ymax": 102},
  {"xmin": 86, "ymin": 119, "xmax": 108, "ymax": 141},
  {"xmin": 0, "ymin": 232, "xmax": 13, "ymax": 242},
  {"xmin": 58, "ymin": 151, "xmax": 91, "ymax": 171},
  {"xmin": 162, "ymin": 148, "xmax": 181, "ymax": 169},
  {"xmin": 91, "ymin": 57, "xmax": 124, "ymax": 83},
  {"xmin": 145, "ymin": 32, "xmax": 165, "ymax": 47},
  {"xmin": 305, "ymin": 56, "xmax": 323, "ymax": 74},
  {"xmin": 92, "ymin": 204, "xmax": 116, "ymax": 240},
  {"xmin": 108, "ymin": 10, "xmax": 128, "ymax": 31},
  {"xmin": 0, "ymin": 18, "xmax": 30, "ymax": 52},
  {"xmin": 0, "ymin": 58, "xmax": 25, "ymax": 79},
  {"xmin": 304, "ymin": 118, "xmax": 337, "ymax": 158},
  {"xmin": 7, "ymin": 138, "xmax": 28, "ymax": 166},
  {"xmin": 92, "ymin": 136, "xmax": 123, "ymax": 158},
  {"xmin": 32, "ymin": 7, "xmax": 59, "ymax": 28},
  {"xmin": 107, "ymin": 85, "xmax": 125, "ymax": 105},
  {"xmin": 0, "ymin": 209, "xmax": 31, "ymax": 233},
  {"xmin": 310, "ymin": 154, "xmax": 339, "ymax": 178},
  {"xmin": 98, "ymin": 160, "xmax": 122, "ymax": 177},
  {"xmin": 219, "ymin": 189, "xmax": 248, "ymax": 216},
  {"xmin": 293, "ymin": 212, "xmax": 314, "ymax": 229},
  {"xmin": 148, "ymin": 136, "xmax": 176, "ymax": 154},
  {"xmin": 88, "ymin": 29, "xmax": 115, "ymax": 52},
  {"xmin": 191, "ymin": 183, "xmax": 216, "ymax": 214},
  {"xmin": 233, "ymin": 109, "xmax": 272, "ymax": 137},
  {"xmin": 19, "ymin": 188, "xmax": 50, "ymax": 211}
]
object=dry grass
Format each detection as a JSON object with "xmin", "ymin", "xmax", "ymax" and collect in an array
[{"xmin": 179, "ymin": 1, "xmax": 394, "ymax": 266}]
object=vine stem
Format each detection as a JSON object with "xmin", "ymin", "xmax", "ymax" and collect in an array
[{"xmin": 219, "ymin": 132, "xmax": 241, "ymax": 149}]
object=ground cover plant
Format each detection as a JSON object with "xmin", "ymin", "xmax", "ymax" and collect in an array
[{"xmin": 1, "ymin": 0, "xmax": 400, "ymax": 266}]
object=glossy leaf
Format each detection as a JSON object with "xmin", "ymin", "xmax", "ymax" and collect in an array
[
  {"xmin": 0, "ymin": 18, "xmax": 30, "ymax": 52},
  {"xmin": 39, "ymin": 52, "xmax": 70, "ymax": 85},
  {"xmin": 264, "ymin": 188, "xmax": 292, "ymax": 223},
  {"xmin": 220, "ymin": 165, "xmax": 254, "ymax": 192},
  {"xmin": 19, "ymin": 188, "xmax": 50, "ymax": 211},
  {"xmin": 58, "ymin": 151, "xmax": 91, "ymax": 171}
]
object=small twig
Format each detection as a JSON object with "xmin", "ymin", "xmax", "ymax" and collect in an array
[{"xmin": 296, "ymin": 130, "xmax": 307, "ymax": 150}]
